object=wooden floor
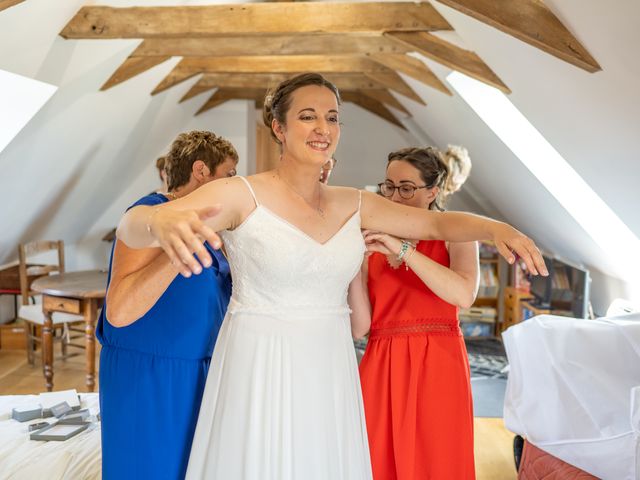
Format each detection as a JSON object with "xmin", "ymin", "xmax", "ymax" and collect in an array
[{"xmin": 0, "ymin": 349, "xmax": 517, "ymax": 480}]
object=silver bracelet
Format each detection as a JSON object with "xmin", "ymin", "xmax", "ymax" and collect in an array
[
  {"xmin": 396, "ymin": 240, "xmax": 411, "ymax": 262},
  {"xmin": 403, "ymin": 244, "xmax": 416, "ymax": 271}
]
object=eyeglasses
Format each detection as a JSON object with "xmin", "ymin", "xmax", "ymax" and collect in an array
[{"xmin": 378, "ymin": 182, "xmax": 428, "ymax": 199}]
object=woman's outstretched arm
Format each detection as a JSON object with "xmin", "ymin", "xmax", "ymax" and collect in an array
[
  {"xmin": 360, "ymin": 190, "xmax": 548, "ymax": 276},
  {"xmin": 117, "ymin": 177, "xmax": 250, "ymax": 276}
]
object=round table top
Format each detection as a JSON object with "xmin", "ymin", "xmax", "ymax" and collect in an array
[{"xmin": 30, "ymin": 270, "xmax": 108, "ymax": 299}]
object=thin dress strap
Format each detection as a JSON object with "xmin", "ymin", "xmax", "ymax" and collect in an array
[
  {"xmin": 357, "ymin": 189, "xmax": 363, "ymax": 212},
  {"xmin": 238, "ymin": 176, "xmax": 259, "ymax": 207}
]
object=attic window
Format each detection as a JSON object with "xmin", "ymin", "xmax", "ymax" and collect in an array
[
  {"xmin": 447, "ymin": 71, "xmax": 640, "ymax": 281},
  {"xmin": 0, "ymin": 69, "xmax": 57, "ymax": 155}
]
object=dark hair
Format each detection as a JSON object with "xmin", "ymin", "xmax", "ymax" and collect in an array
[
  {"xmin": 387, "ymin": 146, "xmax": 449, "ymax": 211},
  {"xmin": 165, "ymin": 130, "xmax": 238, "ymax": 191},
  {"xmin": 262, "ymin": 73, "xmax": 341, "ymax": 144}
]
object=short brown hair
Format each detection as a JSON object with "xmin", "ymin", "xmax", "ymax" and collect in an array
[
  {"xmin": 155, "ymin": 156, "xmax": 166, "ymax": 181},
  {"xmin": 387, "ymin": 146, "xmax": 449, "ymax": 211},
  {"xmin": 164, "ymin": 131, "xmax": 238, "ymax": 191},
  {"xmin": 263, "ymin": 73, "xmax": 341, "ymax": 144}
]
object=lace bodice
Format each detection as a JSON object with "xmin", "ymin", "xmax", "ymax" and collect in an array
[{"xmin": 219, "ymin": 178, "xmax": 365, "ymax": 312}]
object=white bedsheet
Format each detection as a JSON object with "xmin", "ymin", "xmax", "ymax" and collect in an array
[
  {"xmin": 503, "ymin": 313, "xmax": 640, "ymax": 480},
  {"xmin": 0, "ymin": 393, "xmax": 100, "ymax": 480}
]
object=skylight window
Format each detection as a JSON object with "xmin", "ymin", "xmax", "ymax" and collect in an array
[
  {"xmin": 0, "ymin": 69, "xmax": 57, "ymax": 155},
  {"xmin": 447, "ymin": 71, "xmax": 640, "ymax": 282}
]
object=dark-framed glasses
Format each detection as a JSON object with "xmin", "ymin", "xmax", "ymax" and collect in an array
[{"xmin": 378, "ymin": 182, "xmax": 428, "ymax": 199}]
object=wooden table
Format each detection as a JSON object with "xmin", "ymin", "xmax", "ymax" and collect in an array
[{"xmin": 31, "ymin": 270, "xmax": 107, "ymax": 392}]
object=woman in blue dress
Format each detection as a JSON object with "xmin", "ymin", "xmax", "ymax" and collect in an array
[{"xmin": 97, "ymin": 131, "xmax": 238, "ymax": 479}]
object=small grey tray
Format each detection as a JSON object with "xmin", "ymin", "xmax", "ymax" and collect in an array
[{"xmin": 30, "ymin": 422, "xmax": 90, "ymax": 442}]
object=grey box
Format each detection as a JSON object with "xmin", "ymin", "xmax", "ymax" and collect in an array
[
  {"xmin": 50, "ymin": 401, "xmax": 72, "ymax": 418},
  {"xmin": 41, "ymin": 395, "xmax": 81, "ymax": 418},
  {"xmin": 57, "ymin": 409, "xmax": 90, "ymax": 425},
  {"xmin": 11, "ymin": 405, "xmax": 42, "ymax": 423},
  {"xmin": 30, "ymin": 422, "xmax": 90, "ymax": 442}
]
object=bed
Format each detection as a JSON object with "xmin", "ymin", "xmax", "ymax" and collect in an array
[{"xmin": 0, "ymin": 393, "xmax": 100, "ymax": 479}]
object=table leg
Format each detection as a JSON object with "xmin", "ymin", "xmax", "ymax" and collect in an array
[
  {"xmin": 42, "ymin": 307, "xmax": 54, "ymax": 392},
  {"xmin": 84, "ymin": 300, "xmax": 97, "ymax": 392}
]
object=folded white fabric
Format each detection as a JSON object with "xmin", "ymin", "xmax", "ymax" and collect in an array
[{"xmin": 503, "ymin": 313, "xmax": 640, "ymax": 480}]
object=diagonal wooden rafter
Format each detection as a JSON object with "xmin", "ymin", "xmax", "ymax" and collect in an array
[
  {"xmin": 179, "ymin": 73, "xmax": 389, "ymax": 103},
  {"xmin": 364, "ymin": 72, "xmax": 426, "ymax": 106},
  {"xmin": 358, "ymin": 89, "xmax": 410, "ymax": 116},
  {"xmin": 341, "ymin": 92, "xmax": 406, "ymax": 129},
  {"xmin": 386, "ymin": 32, "xmax": 510, "ymax": 93},
  {"xmin": 434, "ymin": 0, "xmax": 601, "ymax": 72},
  {"xmin": 196, "ymin": 88, "xmax": 265, "ymax": 116},
  {"xmin": 0, "ymin": 0, "xmax": 23, "ymax": 12},
  {"xmin": 368, "ymin": 53, "xmax": 452, "ymax": 95},
  {"xmin": 151, "ymin": 55, "xmax": 393, "ymax": 95},
  {"xmin": 60, "ymin": 3, "xmax": 452, "ymax": 39},
  {"xmin": 101, "ymin": 56, "xmax": 171, "ymax": 90}
]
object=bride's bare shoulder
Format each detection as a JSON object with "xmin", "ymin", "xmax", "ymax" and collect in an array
[{"xmin": 324, "ymin": 185, "xmax": 363, "ymax": 209}]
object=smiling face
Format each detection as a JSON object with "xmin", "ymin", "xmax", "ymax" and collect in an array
[{"xmin": 273, "ymin": 85, "xmax": 340, "ymax": 168}]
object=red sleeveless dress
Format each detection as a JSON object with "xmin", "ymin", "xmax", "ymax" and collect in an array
[{"xmin": 360, "ymin": 240, "xmax": 475, "ymax": 480}]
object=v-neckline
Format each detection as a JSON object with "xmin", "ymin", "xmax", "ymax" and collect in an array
[{"xmin": 245, "ymin": 205, "xmax": 360, "ymax": 247}]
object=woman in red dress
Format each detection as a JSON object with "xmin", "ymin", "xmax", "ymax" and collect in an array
[{"xmin": 356, "ymin": 146, "xmax": 479, "ymax": 479}]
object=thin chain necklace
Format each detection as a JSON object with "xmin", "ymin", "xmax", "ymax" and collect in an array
[
  {"xmin": 164, "ymin": 191, "xmax": 178, "ymax": 201},
  {"xmin": 276, "ymin": 170, "xmax": 325, "ymax": 218}
]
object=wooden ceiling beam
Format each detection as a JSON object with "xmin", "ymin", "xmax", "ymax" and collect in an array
[
  {"xmin": 386, "ymin": 31, "xmax": 510, "ymax": 93},
  {"xmin": 60, "ymin": 3, "xmax": 452, "ymax": 39},
  {"xmin": 131, "ymin": 34, "xmax": 408, "ymax": 58},
  {"xmin": 179, "ymin": 73, "xmax": 388, "ymax": 103},
  {"xmin": 341, "ymin": 92, "xmax": 406, "ymax": 129},
  {"xmin": 0, "ymin": 0, "xmax": 24, "ymax": 12},
  {"xmin": 194, "ymin": 89, "xmax": 407, "ymax": 128},
  {"xmin": 151, "ymin": 55, "xmax": 392, "ymax": 95},
  {"xmin": 369, "ymin": 53, "xmax": 452, "ymax": 95},
  {"xmin": 434, "ymin": 0, "xmax": 601, "ymax": 72}
]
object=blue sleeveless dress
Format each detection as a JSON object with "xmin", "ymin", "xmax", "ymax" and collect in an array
[{"xmin": 97, "ymin": 193, "xmax": 232, "ymax": 480}]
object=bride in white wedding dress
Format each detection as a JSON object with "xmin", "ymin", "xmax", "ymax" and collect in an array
[{"xmin": 117, "ymin": 73, "xmax": 547, "ymax": 479}]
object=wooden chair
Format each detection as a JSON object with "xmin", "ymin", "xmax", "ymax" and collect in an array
[{"xmin": 17, "ymin": 240, "xmax": 84, "ymax": 365}]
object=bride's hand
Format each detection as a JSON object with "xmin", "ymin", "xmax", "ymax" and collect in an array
[
  {"xmin": 491, "ymin": 222, "xmax": 548, "ymax": 276},
  {"xmin": 149, "ymin": 205, "xmax": 223, "ymax": 277}
]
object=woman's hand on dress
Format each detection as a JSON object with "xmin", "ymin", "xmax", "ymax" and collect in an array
[
  {"xmin": 149, "ymin": 205, "xmax": 223, "ymax": 277},
  {"xmin": 363, "ymin": 230, "xmax": 403, "ymax": 256},
  {"xmin": 490, "ymin": 222, "xmax": 548, "ymax": 276}
]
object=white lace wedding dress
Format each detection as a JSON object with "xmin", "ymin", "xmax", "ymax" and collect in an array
[{"xmin": 186, "ymin": 177, "xmax": 372, "ymax": 479}]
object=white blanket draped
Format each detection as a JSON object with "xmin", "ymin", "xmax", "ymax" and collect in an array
[{"xmin": 503, "ymin": 313, "xmax": 640, "ymax": 480}]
